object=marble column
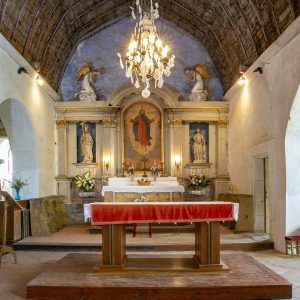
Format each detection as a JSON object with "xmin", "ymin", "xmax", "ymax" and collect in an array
[
  {"xmin": 56, "ymin": 120, "xmax": 67, "ymax": 176},
  {"xmin": 217, "ymin": 120, "xmax": 229, "ymax": 176},
  {"xmin": 102, "ymin": 119, "xmax": 117, "ymax": 177},
  {"xmin": 168, "ymin": 119, "xmax": 183, "ymax": 176}
]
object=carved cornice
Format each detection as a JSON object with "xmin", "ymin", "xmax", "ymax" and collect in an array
[
  {"xmin": 168, "ymin": 119, "xmax": 182, "ymax": 128},
  {"xmin": 103, "ymin": 119, "xmax": 118, "ymax": 128},
  {"xmin": 218, "ymin": 120, "xmax": 228, "ymax": 128},
  {"xmin": 56, "ymin": 120, "xmax": 66, "ymax": 129}
]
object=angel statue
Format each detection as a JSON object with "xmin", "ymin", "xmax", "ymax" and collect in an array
[
  {"xmin": 184, "ymin": 64, "xmax": 210, "ymax": 101},
  {"xmin": 75, "ymin": 64, "xmax": 106, "ymax": 101}
]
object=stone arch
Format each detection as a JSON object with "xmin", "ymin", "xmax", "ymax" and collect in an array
[
  {"xmin": 0, "ymin": 98, "xmax": 38, "ymax": 199},
  {"xmin": 285, "ymin": 85, "xmax": 300, "ymax": 236}
]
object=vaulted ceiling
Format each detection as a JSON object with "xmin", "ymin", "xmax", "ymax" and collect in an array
[{"xmin": 0, "ymin": 0, "xmax": 299, "ymax": 92}]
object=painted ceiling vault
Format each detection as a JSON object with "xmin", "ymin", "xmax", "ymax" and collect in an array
[{"xmin": 0, "ymin": 0, "xmax": 299, "ymax": 92}]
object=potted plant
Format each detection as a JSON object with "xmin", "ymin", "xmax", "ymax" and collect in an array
[
  {"xmin": 185, "ymin": 174, "xmax": 211, "ymax": 191},
  {"xmin": 75, "ymin": 171, "xmax": 96, "ymax": 197},
  {"xmin": 5, "ymin": 176, "xmax": 29, "ymax": 200}
]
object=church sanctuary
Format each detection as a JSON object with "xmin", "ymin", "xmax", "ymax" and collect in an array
[{"xmin": 1, "ymin": 0, "xmax": 300, "ymax": 299}]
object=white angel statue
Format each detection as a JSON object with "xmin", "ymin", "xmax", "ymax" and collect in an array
[
  {"xmin": 75, "ymin": 64, "xmax": 106, "ymax": 101},
  {"xmin": 185, "ymin": 64, "xmax": 210, "ymax": 101}
]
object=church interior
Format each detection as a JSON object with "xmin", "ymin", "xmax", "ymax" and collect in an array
[{"xmin": 0, "ymin": 0, "xmax": 300, "ymax": 299}]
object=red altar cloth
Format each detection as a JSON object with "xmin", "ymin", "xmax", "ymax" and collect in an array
[{"xmin": 91, "ymin": 202, "xmax": 237, "ymax": 225}]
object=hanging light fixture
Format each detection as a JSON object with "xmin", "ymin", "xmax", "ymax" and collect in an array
[{"xmin": 118, "ymin": 0, "xmax": 175, "ymax": 98}]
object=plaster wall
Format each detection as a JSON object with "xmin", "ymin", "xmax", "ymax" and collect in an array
[
  {"xmin": 226, "ymin": 17, "xmax": 300, "ymax": 252},
  {"xmin": 0, "ymin": 34, "xmax": 57, "ymax": 198},
  {"xmin": 285, "ymin": 86, "xmax": 300, "ymax": 235}
]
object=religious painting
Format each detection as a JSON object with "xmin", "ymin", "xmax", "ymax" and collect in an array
[
  {"xmin": 76, "ymin": 122, "xmax": 96, "ymax": 163},
  {"xmin": 189, "ymin": 123, "xmax": 209, "ymax": 163},
  {"xmin": 123, "ymin": 101, "xmax": 162, "ymax": 170}
]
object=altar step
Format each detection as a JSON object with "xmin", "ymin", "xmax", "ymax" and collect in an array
[
  {"xmin": 26, "ymin": 253, "xmax": 292, "ymax": 300},
  {"xmin": 13, "ymin": 224, "xmax": 273, "ymax": 252}
]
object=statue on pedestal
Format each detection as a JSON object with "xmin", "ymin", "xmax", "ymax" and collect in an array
[
  {"xmin": 185, "ymin": 64, "xmax": 210, "ymax": 101},
  {"xmin": 192, "ymin": 128, "xmax": 207, "ymax": 163},
  {"xmin": 75, "ymin": 64, "xmax": 106, "ymax": 101},
  {"xmin": 80, "ymin": 123, "xmax": 94, "ymax": 163}
]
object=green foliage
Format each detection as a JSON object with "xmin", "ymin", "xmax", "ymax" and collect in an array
[
  {"xmin": 5, "ymin": 176, "xmax": 29, "ymax": 190},
  {"xmin": 75, "ymin": 171, "xmax": 95, "ymax": 192}
]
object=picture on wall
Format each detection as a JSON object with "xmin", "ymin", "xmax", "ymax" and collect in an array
[
  {"xmin": 189, "ymin": 122, "xmax": 209, "ymax": 163},
  {"xmin": 76, "ymin": 122, "xmax": 96, "ymax": 163},
  {"xmin": 123, "ymin": 101, "xmax": 162, "ymax": 170}
]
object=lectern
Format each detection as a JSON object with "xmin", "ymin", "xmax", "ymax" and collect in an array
[{"xmin": 0, "ymin": 191, "xmax": 20, "ymax": 268}]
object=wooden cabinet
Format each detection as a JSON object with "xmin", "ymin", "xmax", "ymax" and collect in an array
[{"xmin": 218, "ymin": 194, "xmax": 254, "ymax": 232}]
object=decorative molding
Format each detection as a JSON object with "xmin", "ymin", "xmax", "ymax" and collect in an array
[
  {"xmin": 56, "ymin": 120, "xmax": 66, "ymax": 129},
  {"xmin": 184, "ymin": 163, "xmax": 212, "ymax": 168},
  {"xmin": 103, "ymin": 119, "xmax": 118, "ymax": 128},
  {"xmin": 168, "ymin": 119, "xmax": 182, "ymax": 128},
  {"xmin": 218, "ymin": 120, "xmax": 228, "ymax": 128}
]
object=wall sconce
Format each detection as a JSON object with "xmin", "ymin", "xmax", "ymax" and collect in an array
[
  {"xmin": 253, "ymin": 66, "xmax": 263, "ymax": 74},
  {"xmin": 17, "ymin": 67, "xmax": 28, "ymax": 75},
  {"xmin": 104, "ymin": 157, "xmax": 110, "ymax": 171},
  {"xmin": 238, "ymin": 76, "xmax": 247, "ymax": 85},
  {"xmin": 174, "ymin": 156, "xmax": 181, "ymax": 170}
]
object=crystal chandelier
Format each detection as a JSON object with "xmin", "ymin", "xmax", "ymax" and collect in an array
[{"xmin": 118, "ymin": 0, "xmax": 175, "ymax": 98}]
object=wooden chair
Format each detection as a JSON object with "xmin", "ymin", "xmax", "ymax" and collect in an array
[
  {"xmin": 285, "ymin": 236, "xmax": 300, "ymax": 256},
  {"xmin": 0, "ymin": 191, "xmax": 18, "ymax": 268}
]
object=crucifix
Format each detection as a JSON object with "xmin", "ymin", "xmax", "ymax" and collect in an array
[{"xmin": 140, "ymin": 156, "xmax": 149, "ymax": 177}]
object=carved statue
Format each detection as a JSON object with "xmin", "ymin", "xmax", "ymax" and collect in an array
[
  {"xmin": 192, "ymin": 128, "xmax": 207, "ymax": 163},
  {"xmin": 185, "ymin": 64, "xmax": 210, "ymax": 101},
  {"xmin": 80, "ymin": 123, "xmax": 94, "ymax": 163},
  {"xmin": 75, "ymin": 64, "xmax": 106, "ymax": 101}
]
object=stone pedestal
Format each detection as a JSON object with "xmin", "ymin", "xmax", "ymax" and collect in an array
[{"xmin": 189, "ymin": 90, "xmax": 208, "ymax": 101}]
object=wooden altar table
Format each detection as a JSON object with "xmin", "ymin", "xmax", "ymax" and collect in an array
[{"xmin": 91, "ymin": 201, "xmax": 238, "ymax": 272}]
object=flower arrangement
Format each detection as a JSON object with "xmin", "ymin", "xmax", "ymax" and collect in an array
[
  {"xmin": 127, "ymin": 165, "xmax": 135, "ymax": 176},
  {"xmin": 75, "ymin": 171, "xmax": 96, "ymax": 192},
  {"xmin": 133, "ymin": 195, "xmax": 149, "ymax": 202},
  {"xmin": 137, "ymin": 177, "xmax": 151, "ymax": 186},
  {"xmin": 5, "ymin": 176, "xmax": 29, "ymax": 190},
  {"xmin": 150, "ymin": 164, "xmax": 160, "ymax": 176},
  {"xmin": 185, "ymin": 174, "xmax": 211, "ymax": 189}
]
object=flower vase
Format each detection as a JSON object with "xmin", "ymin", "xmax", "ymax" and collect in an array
[
  {"xmin": 14, "ymin": 188, "xmax": 21, "ymax": 200},
  {"xmin": 153, "ymin": 173, "xmax": 157, "ymax": 181},
  {"xmin": 79, "ymin": 191, "xmax": 95, "ymax": 198}
]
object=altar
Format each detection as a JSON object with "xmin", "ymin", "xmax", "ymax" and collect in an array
[
  {"xmin": 102, "ymin": 177, "xmax": 184, "ymax": 202},
  {"xmin": 91, "ymin": 201, "xmax": 238, "ymax": 272}
]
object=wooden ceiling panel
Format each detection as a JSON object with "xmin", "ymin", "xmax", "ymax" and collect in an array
[{"xmin": 0, "ymin": 0, "xmax": 298, "ymax": 93}]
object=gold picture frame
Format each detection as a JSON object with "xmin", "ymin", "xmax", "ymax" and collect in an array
[{"xmin": 121, "ymin": 99, "xmax": 164, "ymax": 171}]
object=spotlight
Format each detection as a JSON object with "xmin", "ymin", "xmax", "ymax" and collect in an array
[
  {"xmin": 238, "ymin": 76, "xmax": 247, "ymax": 85},
  {"xmin": 17, "ymin": 67, "xmax": 28, "ymax": 74},
  {"xmin": 36, "ymin": 75, "xmax": 44, "ymax": 86},
  {"xmin": 253, "ymin": 67, "xmax": 263, "ymax": 74}
]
